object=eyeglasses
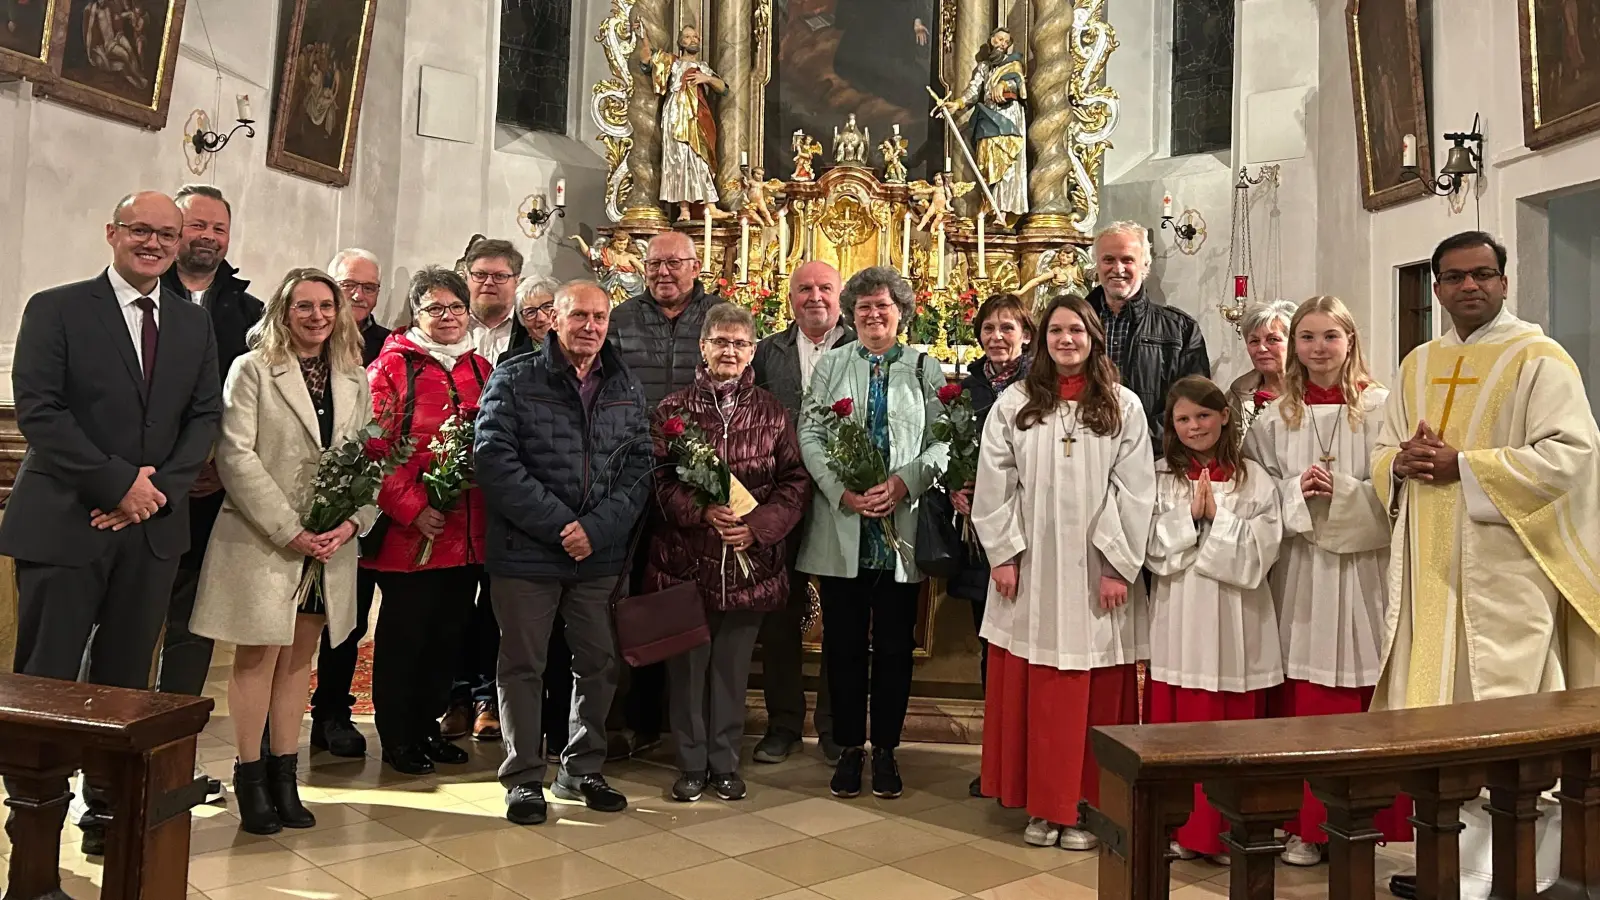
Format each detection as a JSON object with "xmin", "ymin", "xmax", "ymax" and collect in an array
[
  {"xmin": 468, "ymin": 271, "xmax": 516, "ymax": 285},
  {"xmin": 114, "ymin": 222, "xmax": 182, "ymax": 246},
  {"xmin": 419, "ymin": 302, "xmax": 469, "ymax": 319},
  {"xmin": 290, "ymin": 301, "xmax": 339, "ymax": 317},
  {"xmin": 644, "ymin": 258, "xmax": 696, "ymax": 273},
  {"xmin": 1438, "ymin": 268, "xmax": 1503, "ymax": 286},
  {"xmin": 519, "ymin": 303, "xmax": 555, "ymax": 321},
  {"xmin": 338, "ymin": 279, "xmax": 381, "ymax": 296},
  {"xmin": 702, "ymin": 337, "xmax": 755, "ymax": 352}
]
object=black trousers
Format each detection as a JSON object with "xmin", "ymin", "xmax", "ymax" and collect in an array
[
  {"xmin": 451, "ymin": 571, "xmax": 501, "ymax": 707},
  {"xmin": 818, "ymin": 571, "xmax": 921, "ymax": 749},
  {"xmin": 371, "ymin": 566, "xmax": 479, "ymax": 746},
  {"xmin": 155, "ymin": 566, "xmax": 212, "ymax": 696},
  {"xmin": 758, "ymin": 569, "xmax": 832, "ymax": 740},
  {"xmin": 310, "ymin": 567, "xmax": 378, "ymax": 723},
  {"xmin": 543, "ymin": 615, "xmax": 573, "ymax": 749}
]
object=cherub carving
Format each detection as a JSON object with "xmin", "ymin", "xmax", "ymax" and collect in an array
[
  {"xmin": 908, "ymin": 173, "xmax": 975, "ymax": 232},
  {"xmin": 791, "ymin": 130, "xmax": 823, "ymax": 182},
  {"xmin": 878, "ymin": 131, "xmax": 909, "ymax": 183},
  {"xmin": 733, "ymin": 165, "xmax": 786, "ymax": 229}
]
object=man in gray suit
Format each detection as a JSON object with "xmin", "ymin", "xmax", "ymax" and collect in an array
[
  {"xmin": 0, "ymin": 191, "xmax": 222, "ymax": 852},
  {"xmin": 750, "ymin": 260, "xmax": 854, "ymax": 764}
]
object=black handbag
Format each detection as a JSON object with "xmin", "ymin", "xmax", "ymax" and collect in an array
[{"xmin": 915, "ymin": 486, "xmax": 966, "ymax": 579}]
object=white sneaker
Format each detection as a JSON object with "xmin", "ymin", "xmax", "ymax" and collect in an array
[
  {"xmin": 1281, "ymin": 835, "xmax": 1321, "ymax": 866},
  {"xmin": 1169, "ymin": 841, "xmax": 1199, "ymax": 860},
  {"xmin": 1209, "ymin": 853, "xmax": 1231, "ymax": 867},
  {"xmin": 1058, "ymin": 826, "xmax": 1100, "ymax": 851},
  {"xmin": 1024, "ymin": 817, "xmax": 1062, "ymax": 847}
]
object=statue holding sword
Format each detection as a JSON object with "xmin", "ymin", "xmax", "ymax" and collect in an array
[{"xmin": 930, "ymin": 28, "xmax": 1029, "ymax": 226}]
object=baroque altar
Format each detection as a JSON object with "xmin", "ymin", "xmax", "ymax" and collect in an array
[{"xmin": 574, "ymin": 0, "xmax": 1122, "ymax": 725}]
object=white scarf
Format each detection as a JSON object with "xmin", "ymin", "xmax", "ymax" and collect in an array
[{"xmin": 406, "ymin": 326, "xmax": 475, "ymax": 370}]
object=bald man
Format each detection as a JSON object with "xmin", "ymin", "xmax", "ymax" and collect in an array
[
  {"xmin": 607, "ymin": 230, "xmax": 727, "ymax": 756},
  {"xmin": 750, "ymin": 260, "xmax": 855, "ymax": 763},
  {"xmin": 0, "ymin": 190, "xmax": 221, "ymax": 851}
]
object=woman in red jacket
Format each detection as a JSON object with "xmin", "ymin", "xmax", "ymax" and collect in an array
[
  {"xmin": 365, "ymin": 266, "xmax": 492, "ymax": 775},
  {"xmin": 646, "ymin": 303, "xmax": 812, "ymax": 804}
]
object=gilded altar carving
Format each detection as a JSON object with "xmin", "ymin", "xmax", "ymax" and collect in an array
[
  {"xmin": 1065, "ymin": 0, "xmax": 1120, "ymax": 235},
  {"xmin": 591, "ymin": 0, "xmax": 640, "ymax": 222}
]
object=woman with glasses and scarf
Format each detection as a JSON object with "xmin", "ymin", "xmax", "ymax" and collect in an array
[{"xmin": 364, "ymin": 266, "xmax": 493, "ymax": 776}]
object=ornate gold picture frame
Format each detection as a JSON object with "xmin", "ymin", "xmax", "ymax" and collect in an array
[
  {"xmin": 1345, "ymin": 0, "xmax": 1432, "ymax": 212},
  {"xmin": 31, "ymin": 0, "xmax": 187, "ymax": 130},
  {"xmin": 267, "ymin": 0, "xmax": 376, "ymax": 188},
  {"xmin": 0, "ymin": 0, "xmax": 71, "ymax": 81},
  {"xmin": 1518, "ymin": 0, "xmax": 1600, "ymax": 151}
]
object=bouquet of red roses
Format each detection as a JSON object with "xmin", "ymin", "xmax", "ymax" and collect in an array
[
  {"xmin": 804, "ymin": 395, "xmax": 913, "ymax": 568},
  {"xmin": 414, "ymin": 408, "xmax": 477, "ymax": 565},
  {"xmin": 927, "ymin": 382, "xmax": 981, "ymax": 548},
  {"xmin": 293, "ymin": 419, "xmax": 415, "ymax": 607},
  {"xmin": 661, "ymin": 415, "xmax": 758, "ymax": 576}
]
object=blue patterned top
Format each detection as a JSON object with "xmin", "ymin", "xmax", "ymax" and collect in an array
[{"xmin": 856, "ymin": 343, "xmax": 903, "ymax": 571}]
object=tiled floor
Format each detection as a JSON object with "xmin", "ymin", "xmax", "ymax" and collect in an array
[{"xmin": 0, "ymin": 647, "xmax": 1413, "ymax": 899}]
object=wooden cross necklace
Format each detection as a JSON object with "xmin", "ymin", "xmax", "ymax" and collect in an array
[{"xmin": 1307, "ymin": 401, "xmax": 1341, "ymax": 467}]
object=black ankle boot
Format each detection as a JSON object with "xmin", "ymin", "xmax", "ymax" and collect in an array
[
  {"xmin": 233, "ymin": 758, "xmax": 282, "ymax": 835},
  {"xmin": 266, "ymin": 753, "xmax": 315, "ymax": 829}
]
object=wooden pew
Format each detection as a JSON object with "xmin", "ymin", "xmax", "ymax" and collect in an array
[
  {"xmin": 1087, "ymin": 687, "xmax": 1600, "ymax": 900},
  {"xmin": 0, "ymin": 674, "xmax": 212, "ymax": 900}
]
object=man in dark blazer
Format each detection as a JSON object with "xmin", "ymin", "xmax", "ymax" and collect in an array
[
  {"xmin": 750, "ymin": 260, "xmax": 854, "ymax": 766},
  {"xmin": 155, "ymin": 185, "xmax": 263, "ymax": 715},
  {"xmin": 0, "ymin": 190, "xmax": 221, "ymax": 851}
]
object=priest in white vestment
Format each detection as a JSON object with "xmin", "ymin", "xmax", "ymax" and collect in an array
[
  {"xmin": 1243, "ymin": 296, "xmax": 1412, "ymax": 865},
  {"xmin": 973, "ymin": 295, "xmax": 1155, "ymax": 852},
  {"xmin": 1147, "ymin": 376, "xmax": 1284, "ymax": 864},
  {"xmin": 1370, "ymin": 232, "xmax": 1600, "ymax": 900}
]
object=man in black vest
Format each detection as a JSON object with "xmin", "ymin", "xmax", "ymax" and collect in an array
[
  {"xmin": 751, "ymin": 261, "xmax": 854, "ymax": 764},
  {"xmin": 1, "ymin": 191, "xmax": 221, "ymax": 851},
  {"xmin": 305, "ymin": 247, "xmax": 390, "ymax": 758}
]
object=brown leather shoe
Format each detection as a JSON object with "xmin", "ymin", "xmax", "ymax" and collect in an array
[
  {"xmin": 473, "ymin": 700, "xmax": 502, "ymax": 742},
  {"xmin": 440, "ymin": 700, "xmax": 473, "ymax": 741}
]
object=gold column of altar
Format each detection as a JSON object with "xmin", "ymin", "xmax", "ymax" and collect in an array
[
  {"xmin": 712, "ymin": 0, "xmax": 753, "ymax": 195},
  {"xmin": 620, "ymin": 0, "xmax": 672, "ymax": 231}
]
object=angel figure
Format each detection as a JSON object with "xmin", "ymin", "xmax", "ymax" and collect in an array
[
  {"xmin": 734, "ymin": 166, "xmax": 786, "ymax": 229},
  {"xmin": 908, "ymin": 173, "xmax": 974, "ymax": 232},
  {"xmin": 791, "ymin": 130, "xmax": 823, "ymax": 181},
  {"xmin": 1018, "ymin": 247, "xmax": 1093, "ymax": 308},
  {"xmin": 833, "ymin": 114, "xmax": 869, "ymax": 166},
  {"xmin": 571, "ymin": 231, "xmax": 646, "ymax": 299},
  {"xmin": 878, "ymin": 131, "xmax": 909, "ymax": 183}
]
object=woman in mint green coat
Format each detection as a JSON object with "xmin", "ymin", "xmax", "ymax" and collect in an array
[{"xmin": 797, "ymin": 265, "xmax": 948, "ymax": 803}]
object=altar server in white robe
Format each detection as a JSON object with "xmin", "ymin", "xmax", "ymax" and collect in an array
[
  {"xmin": 1243, "ymin": 295, "xmax": 1412, "ymax": 864},
  {"xmin": 973, "ymin": 294, "xmax": 1155, "ymax": 852},
  {"xmin": 1370, "ymin": 232, "xmax": 1600, "ymax": 900},
  {"xmin": 1147, "ymin": 376, "xmax": 1283, "ymax": 865}
]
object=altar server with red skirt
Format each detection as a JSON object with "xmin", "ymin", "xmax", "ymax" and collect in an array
[
  {"xmin": 1146, "ymin": 376, "xmax": 1284, "ymax": 864},
  {"xmin": 1244, "ymin": 295, "xmax": 1411, "ymax": 864},
  {"xmin": 973, "ymin": 294, "xmax": 1155, "ymax": 851}
]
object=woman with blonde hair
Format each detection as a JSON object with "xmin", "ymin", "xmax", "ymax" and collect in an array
[
  {"xmin": 191, "ymin": 267, "xmax": 374, "ymax": 835},
  {"xmin": 1242, "ymin": 295, "xmax": 1410, "ymax": 865}
]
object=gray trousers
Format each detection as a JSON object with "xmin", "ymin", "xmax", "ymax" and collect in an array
[
  {"xmin": 668, "ymin": 609, "xmax": 762, "ymax": 774},
  {"xmin": 757, "ymin": 570, "xmax": 831, "ymax": 739},
  {"xmin": 491, "ymin": 574, "xmax": 620, "ymax": 789}
]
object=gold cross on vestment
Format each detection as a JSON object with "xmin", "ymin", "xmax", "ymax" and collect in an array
[{"xmin": 1433, "ymin": 356, "xmax": 1479, "ymax": 440}]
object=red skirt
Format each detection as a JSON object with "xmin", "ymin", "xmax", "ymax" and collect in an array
[
  {"xmin": 1270, "ymin": 679, "xmax": 1413, "ymax": 844},
  {"xmin": 1146, "ymin": 681, "xmax": 1269, "ymax": 856},
  {"xmin": 980, "ymin": 647, "xmax": 1138, "ymax": 825}
]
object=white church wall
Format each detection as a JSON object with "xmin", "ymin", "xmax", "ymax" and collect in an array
[
  {"xmin": 1357, "ymin": 0, "xmax": 1600, "ymax": 381},
  {"xmin": 0, "ymin": 0, "xmax": 614, "ymax": 394}
]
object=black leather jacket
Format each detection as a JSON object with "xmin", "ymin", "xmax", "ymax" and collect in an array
[{"xmin": 1086, "ymin": 285, "xmax": 1210, "ymax": 453}]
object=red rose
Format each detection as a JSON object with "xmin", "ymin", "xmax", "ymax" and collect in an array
[
  {"xmin": 364, "ymin": 438, "xmax": 393, "ymax": 461},
  {"xmin": 937, "ymin": 383, "xmax": 963, "ymax": 405},
  {"xmin": 662, "ymin": 416, "xmax": 687, "ymax": 439},
  {"xmin": 831, "ymin": 397, "xmax": 855, "ymax": 417},
  {"xmin": 1252, "ymin": 390, "xmax": 1276, "ymax": 409},
  {"xmin": 457, "ymin": 406, "xmax": 480, "ymax": 421}
]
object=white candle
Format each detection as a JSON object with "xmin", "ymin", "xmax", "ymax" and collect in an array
[
  {"xmin": 739, "ymin": 215, "xmax": 750, "ymax": 283},
  {"xmin": 936, "ymin": 223, "xmax": 947, "ymax": 288},
  {"xmin": 778, "ymin": 207, "xmax": 789, "ymax": 274},
  {"xmin": 977, "ymin": 212, "xmax": 987, "ymax": 278},
  {"xmin": 703, "ymin": 208, "xmax": 713, "ymax": 263},
  {"xmin": 945, "ymin": 156, "xmax": 953, "ymax": 173},
  {"xmin": 1162, "ymin": 192, "xmax": 1173, "ymax": 218},
  {"xmin": 901, "ymin": 212, "xmax": 913, "ymax": 276},
  {"xmin": 1402, "ymin": 133, "xmax": 1418, "ymax": 168},
  {"xmin": 740, "ymin": 151, "xmax": 749, "ymax": 168},
  {"xmin": 893, "ymin": 123, "xmax": 900, "ymax": 135},
  {"xmin": 236, "ymin": 94, "xmax": 252, "ymax": 122},
  {"xmin": 554, "ymin": 179, "xmax": 567, "ymax": 208}
]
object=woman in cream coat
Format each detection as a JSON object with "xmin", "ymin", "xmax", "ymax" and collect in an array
[{"xmin": 191, "ymin": 268, "xmax": 375, "ymax": 836}]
